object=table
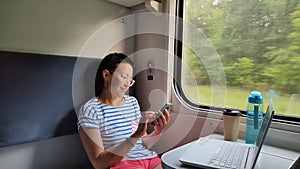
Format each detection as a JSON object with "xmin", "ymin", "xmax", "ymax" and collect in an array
[{"xmin": 161, "ymin": 134, "xmax": 299, "ymax": 169}]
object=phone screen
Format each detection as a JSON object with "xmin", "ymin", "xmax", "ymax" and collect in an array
[{"xmin": 160, "ymin": 103, "xmax": 173, "ymax": 112}]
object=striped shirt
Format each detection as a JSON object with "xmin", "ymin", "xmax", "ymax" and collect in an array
[{"xmin": 77, "ymin": 95, "xmax": 157, "ymax": 160}]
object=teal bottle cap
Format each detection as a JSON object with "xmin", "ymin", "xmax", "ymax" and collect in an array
[{"xmin": 248, "ymin": 91, "xmax": 264, "ymax": 104}]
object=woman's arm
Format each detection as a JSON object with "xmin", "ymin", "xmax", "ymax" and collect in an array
[
  {"xmin": 142, "ymin": 110, "xmax": 170, "ymax": 149},
  {"xmin": 79, "ymin": 116, "xmax": 149, "ymax": 169},
  {"xmin": 79, "ymin": 129, "xmax": 138, "ymax": 169}
]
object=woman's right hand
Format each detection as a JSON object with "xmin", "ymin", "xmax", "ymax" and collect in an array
[{"xmin": 131, "ymin": 111, "xmax": 153, "ymax": 138}]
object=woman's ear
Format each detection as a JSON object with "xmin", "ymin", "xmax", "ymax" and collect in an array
[{"xmin": 102, "ymin": 70, "xmax": 110, "ymax": 81}]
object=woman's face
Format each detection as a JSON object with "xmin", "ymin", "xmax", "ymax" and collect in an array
[{"xmin": 109, "ymin": 63, "xmax": 134, "ymax": 98}]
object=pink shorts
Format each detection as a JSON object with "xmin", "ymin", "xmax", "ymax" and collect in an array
[{"xmin": 110, "ymin": 156, "xmax": 161, "ymax": 169}]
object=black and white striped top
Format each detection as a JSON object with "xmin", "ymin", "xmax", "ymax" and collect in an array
[{"xmin": 77, "ymin": 95, "xmax": 157, "ymax": 160}]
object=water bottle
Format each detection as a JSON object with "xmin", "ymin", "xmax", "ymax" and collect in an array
[{"xmin": 246, "ymin": 91, "xmax": 264, "ymax": 144}]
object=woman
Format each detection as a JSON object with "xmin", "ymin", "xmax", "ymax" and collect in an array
[{"xmin": 77, "ymin": 53, "xmax": 170, "ymax": 169}]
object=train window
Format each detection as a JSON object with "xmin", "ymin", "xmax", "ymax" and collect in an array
[{"xmin": 176, "ymin": 0, "xmax": 300, "ymax": 122}]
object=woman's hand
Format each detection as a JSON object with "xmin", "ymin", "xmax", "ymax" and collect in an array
[
  {"xmin": 140, "ymin": 110, "xmax": 170, "ymax": 149},
  {"xmin": 152, "ymin": 109, "xmax": 170, "ymax": 135},
  {"xmin": 131, "ymin": 111, "xmax": 152, "ymax": 138}
]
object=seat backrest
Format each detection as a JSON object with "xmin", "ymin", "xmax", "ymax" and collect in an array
[{"xmin": 0, "ymin": 51, "xmax": 100, "ymax": 148}]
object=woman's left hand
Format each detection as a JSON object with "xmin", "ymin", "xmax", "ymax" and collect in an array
[
  {"xmin": 152, "ymin": 109, "xmax": 170, "ymax": 135},
  {"xmin": 141, "ymin": 110, "xmax": 170, "ymax": 149}
]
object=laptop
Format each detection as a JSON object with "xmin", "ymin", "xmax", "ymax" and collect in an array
[{"xmin": 179, "ymin": 100, "xmax": 275, "ymax": 169}]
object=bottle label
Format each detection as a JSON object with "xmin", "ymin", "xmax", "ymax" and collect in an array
[{"xmin": 254, "ymin": 105, "xmax": 259, "ymax": 129}]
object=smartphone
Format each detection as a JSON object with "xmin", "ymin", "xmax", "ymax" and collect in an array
[
  {"xmin": 150, "ymin": 103, "xmax": 172, "ymax": 125},
  {"xmin": 159, "ymin": 103, "xmax": 173, "ymax": 112}
]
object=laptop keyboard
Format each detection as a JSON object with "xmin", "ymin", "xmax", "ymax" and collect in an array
[{"xmin": 208, "ymin": 142, "xmax": 248, "ymax": 169}]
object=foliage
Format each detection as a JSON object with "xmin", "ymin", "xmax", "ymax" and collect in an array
[{"xmin": 184, "ymin": 0, "xmax": 300, "ymax": 94}]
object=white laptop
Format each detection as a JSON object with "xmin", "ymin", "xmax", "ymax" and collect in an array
[{"xmin": 179, "ymin": 100, "xmax": 275, "ymax": 169}]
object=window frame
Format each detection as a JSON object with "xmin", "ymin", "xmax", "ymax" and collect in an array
[{"xmin": 172, "ymin": 0, "xmax": 300, "ymax": 125}]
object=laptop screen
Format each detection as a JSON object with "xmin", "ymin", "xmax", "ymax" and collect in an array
[{"xmin": 251, "ymin": 100, "xmax": 275, "ymax": 168}]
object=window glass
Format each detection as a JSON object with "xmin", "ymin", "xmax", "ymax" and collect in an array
[{"xmin": 181, "ymin": 0, "xmax": 300, "ymax": 118}]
